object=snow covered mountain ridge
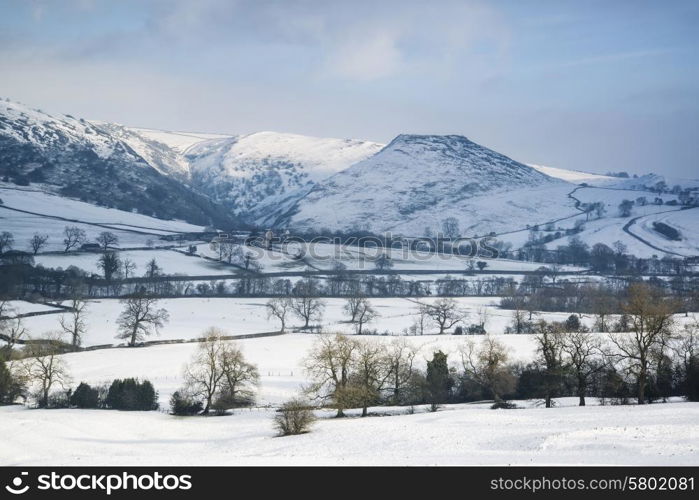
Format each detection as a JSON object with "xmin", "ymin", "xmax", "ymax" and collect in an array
[{"xmin": 2, "ymin": 97, "xmax": 696, "ymax": 242}]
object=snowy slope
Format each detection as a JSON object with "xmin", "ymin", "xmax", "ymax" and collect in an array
[
  {"xmin": 529, "ymin": 164, "xmax": 616, "ymax": 185},
  {"xmin": 0, "ymin": 99, "xmax": 242, "ymax": 229},
  {"xmin": 254, "ymin": 134, "xmax": 574, "ymax": 236},
  {"xmin": 2, "ymin": 401, "xmax": 696, "ymax": 465},
  {"xmin": 186, "ymin": 131, "xmax": 383, "ymax": 214}
]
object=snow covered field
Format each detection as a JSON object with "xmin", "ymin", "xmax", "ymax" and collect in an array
[
  {"xmin": 35, "ymin": 249, "xmax": 235, "ymax": 277},
  {"xmin": 0, "ymin": 186, "xmax": 204, "ymax": 232},
  {"xmin": 0, "ymin": 185, "xmax": 206, "ymax": 252},
  {"xmin": 16, "ymin": 297, "xmax": 608, "ymax": 347},
  {"xmin": 1, "ymin": 399, "xmax": 696, "ymax": 466},
  {"xmin": 3, "ymin": 329, "xmax": 698, "ymax": 466}
]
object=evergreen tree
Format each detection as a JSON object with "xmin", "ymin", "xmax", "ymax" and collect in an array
[{"xmin": 426, "ymin": 350, "xmax": 452, "ymax": 411}]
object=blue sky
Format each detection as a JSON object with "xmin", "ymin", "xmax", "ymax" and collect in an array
[{"xmin": 0, "ymin": 0, "xmax": 697, "ymax": 177}]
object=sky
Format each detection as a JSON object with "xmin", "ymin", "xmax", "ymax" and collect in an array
[{"xmin": 0, "ymin": 0, "xmax": 697, "ymax": 177}]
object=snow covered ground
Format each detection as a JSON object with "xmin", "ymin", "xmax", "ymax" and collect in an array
[
  {"xmin": 2, "ymin": 300, "xmax": 62, "ymax": 316},
  {"xmin": 16, "ymin": 297, "xmax": 608, "ymax": 347},
  {"xmin": 0, "ymin": 185, "xmax": 206, "ymax": 252},
  {"xmin": 5, "ymin": 306, "xmax": 699, "ymax": 466},
  {"xmin": 0, "ymin": 186, "xmax": 204, "ymax": 232},
  {"xmin": 35, "ymin": 249, "xmax": 236, "ymax": 277},
  {"xmin": 1, "ymin": 399, "xmax": 696, "ymax": 466}
]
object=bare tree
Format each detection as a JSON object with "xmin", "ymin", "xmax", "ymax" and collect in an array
[
  {"xmin": 218, "ymin": 342, "xmax": 259, "ymax": 408},
  {"xmin": 411, "ymin": 303, "xmax": 431, "ymax": 335},
  {"xmin": 184, "ymin": 329, "xmax": 259, "ymax": 413},
  {"xmin": 353, "ymin": 340, "xmax": 390, "ymax": 416},
  {"xmin": 184, "ymin": 328, "xmax": 226, "ymax": 414},
  {"xmin": 353, "ymin": 298, "xmax": 378, "ymax": 335},
  {"xmin": 290, "ymin": 296, "xmax": 325, "ymax": 329},
  {"xmin": 560, "ymin": 330, "xmax": 604, "ymax": 406},
  {"xmin": 441, "ymin": 217, "xmax": 460, "ymax": 239},
  {"xmin": 58, "ymin": 298, "xmax": 88, "ymax": 349},
  {"xmin": 304, "ymin": 334, "xmax": 359, "ymax": 417},
  {"xmin": 29, "ymin": 233, "xmax": 49, "ymax": 255},
  {"xmin": 0, "ymin": 231, "xmax": 14, "ymax": 253},
  {"xmin": 344, "ymin": 295, "xmax": 365, "ymax": 323},
  {"xmin": 0, "ymin": 316, "xmax": 27, "ymax": 352},
  {"xmin": 533, "ymin": 321, "xmax": 564, "ymax": 408},
  {"xmin": 116, "ymin": 294, "xmax": 169, "ymax": 346},
  {"xmin": 62, "ymin": 226, "xmax": 86, "ymax": 252},
  {"xmin": 475, "ymin": 307, "xmax": 489, "ymax": 333},
  {"xmin": 22, "ymin": 332, "xmax": 71, "ymax": 408},
  {"xmin": 266, "ymin": 298, "xmax": 292, "ymax": 333},
  {"xmin": 460, "ymin": 336, "xmax": 514, "ymax": 402},
  {"xmin": 426, "ymin": 298, "xmax": 464, "ymax": 334},
  {"xmin": 374, "ymin": 253, "xmax": 393, "ymax": 270},
  {"xmin": 144, "ymin": 258, "xmax": 162, "ymax": 279},
  {"xmin": 607, "ymin": 283, "xmax": 677, "ymax": 404},
  {"xmin": 96, "ymin": 231, "xmax": 119, "ymax": 251},
  {"xmin": 384, "ymin": 338, "xmax": 419, "ymax": 404},
  {"xmin": 122, "ymin": 258, "xmax": 137, "ymax": 279}
]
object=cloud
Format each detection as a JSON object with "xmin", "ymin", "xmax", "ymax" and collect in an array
[{"xmin": 326, "ymin": 29, "xmax": 404, "ymax": 81}]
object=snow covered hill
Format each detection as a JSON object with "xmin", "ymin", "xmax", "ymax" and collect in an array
[
  {"xmin": 185, "ymin": 132, "xmax": 383, "ymax": 214},
  {"xmin": 253, "ymin": 134, "xmax": 575, "ymax": 236},
  {"xmin": 0, "ymin": 99, "xmax": 242, "ymax": 229}
]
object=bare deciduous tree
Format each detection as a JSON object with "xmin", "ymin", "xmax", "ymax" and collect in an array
[
  {"xmin": 0, "ymin": 315, "xmax": 27, "ymax": 352},
  {"xmin": 59, "ymin": 298, "xmax": 88, "ymax": 349},
  {"xmin": 96, "ymin": 231, "xmax": 119, "ymax": 251},
  {"xmin": 184, "ymin": 329, "xmax": 259, "ymax": 414},
  {"xmin": 290, "ymin": 296, "xmax": 325, "ymax": 329},
  {"xmin": 352, "ymin": 340, "xmax": 390, "ymax": 416},
  {"xmin": 304, "ymin": 334, "xmax": 359, "ymax": 417},
  {"xmin": 63, "ymin": 226, "xmax": 86, "ymax": 252},
  {"xmin": 344, "ymin": 295, "xmax": 365, "ymax": 323},
  {"xmin": 534, "ymin": 321, "xmax": 565, "ymax": 408},
  {"xmin": 218, "ymin": 342, "xmax": 259, "ymax": 408},
  {"xmin": 384, "ymin": 338, "xmax": 418, "ymax": 404},
  {"xmin": 426, "ymin": 298, "xmax": 464, "ymax": 335},
  {"xmin": 411, "ymin": 303, "xmax": 431, "ymax": 335},
  {"xmin": 29, "ymin": 233, "xmax": 49, "ymax": 255},
  {"xmin": 22, "ymin": 332, "xmax": 71, "ymax": 408},
  {"xmin": 122, "ymin": 258, "xmax": 137, "ymax": 279},
  {"xmin": 116, "ymin": 294, "xmax": 169, "ymax": 346},
  {"xmin": 460, "ymin": 336, "xmax": 514, "ymax": 402},
  {"xmin": 607, "ymin": 283, "xmax": 677, "ymax": 404},
  {"xmin": 266, "ymin": 298, "xmax": 292, "ymax": 333},
  {"xmin": 352, "ymin": 297, "xmax": 378, "ymax": 335},
  {"xmin": 0, "ymin": 231, "xmax": 14, "ymax": 253},
  {"xmin": 560, "ymin": 330, "xmax": 604, "ymax": 406}
]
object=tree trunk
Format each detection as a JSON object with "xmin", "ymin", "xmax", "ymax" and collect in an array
[
  {"xmin": 361, "ymin": 406, "xmax": 368, "ymax": 417},
  {"xmin": 637, "ymin": 370, "xmax": 646, "ymax": 405},
  {"xmin": 545, "ymin": 394, "xmax": 552, "ymax": 408}
]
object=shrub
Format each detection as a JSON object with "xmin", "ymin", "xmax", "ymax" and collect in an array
[
  {"xmin": 274, "ymin": 399, "xmax": 316, "ymax": 436},
  {"xmin": 70, "ymin": 382, "xmax": 99, "ymax": 409},
  {"xmin": 169, "ymin": 391, "xmax": 203, "ymax": 416},
  {"xmin": 105, "ymin": 378, "xmax": 159, "ymax": 411},
  {"xmin": 491, "ymin": 401, "xmax": 518, "ymax": 410},
  {"xmin": 46, "ymin": 391, "xmax": 70, "ymax": 409}
]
